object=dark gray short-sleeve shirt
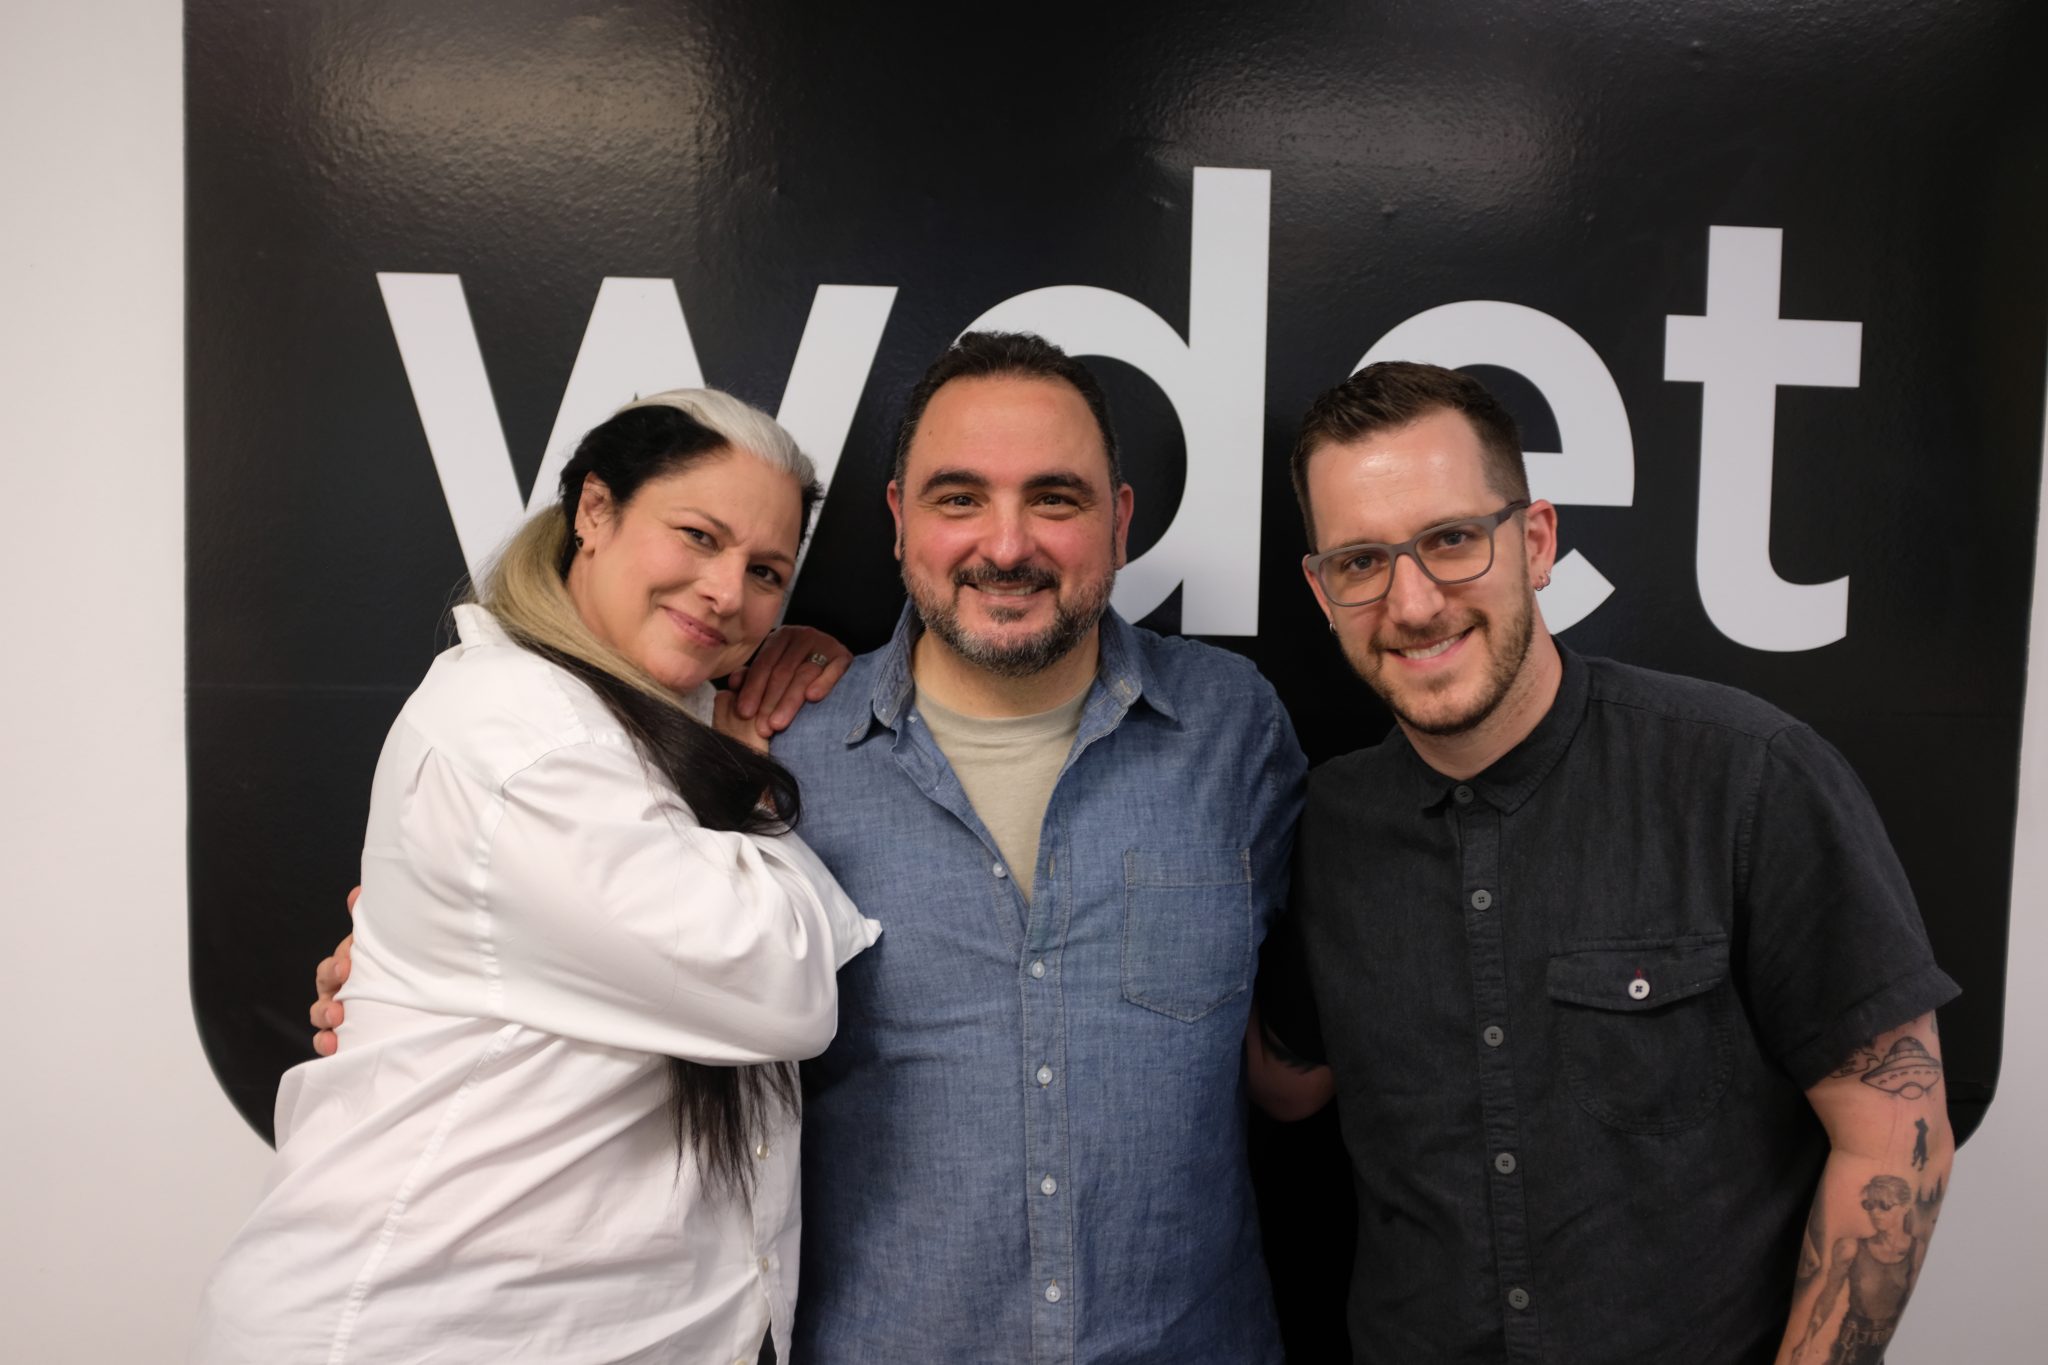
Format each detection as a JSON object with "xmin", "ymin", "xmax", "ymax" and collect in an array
[{"xmin": 1262, "ymin": 648, "xmax": 1958, "ymax": 1365}]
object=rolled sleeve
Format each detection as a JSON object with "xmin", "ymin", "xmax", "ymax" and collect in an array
[{"xmin": 1738, "ymin": 724, "xmax": 1959, "ymax": 1088}]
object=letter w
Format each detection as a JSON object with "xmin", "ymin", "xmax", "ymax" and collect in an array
[{"xmin": 377, "ymin": 274, "xmax": 896, "ymax": 580}]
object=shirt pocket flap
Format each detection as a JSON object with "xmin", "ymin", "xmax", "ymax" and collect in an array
[
  {"xmin": 1123, "ymin": 846, "xmax": 1251, "ymax": 888},
  {"xmin": 1546, "ymin": 935, "xmax": 1730, "ymax": 1013}
]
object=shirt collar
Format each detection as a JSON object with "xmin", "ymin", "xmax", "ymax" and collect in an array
[
  {"xmin": 1396, "ymin": 642, "xmax": 1590, "ymax": 814},
  {"xmin": 452, "ymin": 602, "xmax": 715, "ymax": 723},
  {"xmin": 843, "ymin": 601, "xmax": 1176, "ymax": 744}
]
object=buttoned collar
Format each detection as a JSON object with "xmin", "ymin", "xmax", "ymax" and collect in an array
[
  {"xmin": 843, "ymin": 601, "xmax": 1175, "ymax": 745},
  {"xmin": 1392, "ymin": 642, "xmax": 1590, "ymax": 814}
]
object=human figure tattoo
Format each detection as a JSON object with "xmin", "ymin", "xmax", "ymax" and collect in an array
[
  {"xmin": 1792, "ymin": 1175, "xmax": 1931, "ymax": 1365},
  {"xmin": 1911, "ymin": 1118, "xmax": 1929, "ymax": 1171}
]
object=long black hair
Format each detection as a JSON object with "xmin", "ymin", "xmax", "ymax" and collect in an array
[{"xmin": 479, "ymin": 390, "xmax": 823, "ymax": 1201}]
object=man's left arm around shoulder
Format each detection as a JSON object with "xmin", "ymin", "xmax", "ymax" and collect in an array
[{"xmin": 1774, "ymin": 1011, "xmax": 1955, "ymax": 1365}]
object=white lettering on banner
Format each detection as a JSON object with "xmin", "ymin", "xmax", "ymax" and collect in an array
[
  {"xmin": 1358, "ymin": 302, "xmax": 1636, "ymax": 633},
  {"xmin": 377, "ymin": 272, "xmax": 896, "ymax": 579},
  {"xmin": 380, "ymin": 207, "xmax": 1860, "ymax": 653},
  {"xmin": 1665, "ymin": 226, "xmax": 1861, "ymax": 651},
  {"xmin": 966, "ymin": 166, "xmax": 1271, "ymax": 635}
]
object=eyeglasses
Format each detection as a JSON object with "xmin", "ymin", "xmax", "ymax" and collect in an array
[{"xmin": 1303, "ymin": 500, "xmax": 1529, "ymax": 607}]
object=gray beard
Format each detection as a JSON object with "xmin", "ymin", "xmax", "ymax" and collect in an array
[{"xmin": 906, "ymin": 566, "xmax": 1114, "ymax": 679}]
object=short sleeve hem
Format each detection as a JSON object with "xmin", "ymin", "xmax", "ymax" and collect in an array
[{"xmin": 1781, "ymin": 962, "xmax": 1961, "ymax": 1090}]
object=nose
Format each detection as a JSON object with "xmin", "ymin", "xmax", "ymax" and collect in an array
[
  {"xmin": 982, "ymin": 502, "xmax": 1034, "ymax": 568},
  {"xmin": 1379, "ymin": 550, "xmax": 1447, "ymax": 628},
  {"xmin": 698, "ymin": 550, "xmax": 746, "ymax": 615}
]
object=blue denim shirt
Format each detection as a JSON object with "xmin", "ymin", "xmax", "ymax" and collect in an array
[{"xmin": 777, "ymin": 604, "xmax": 1304, "ymax": 1364}]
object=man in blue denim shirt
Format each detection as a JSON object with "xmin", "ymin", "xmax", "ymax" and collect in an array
[
  {"xmin": 308, "ymin": 333, "xmax": 1302, "ymax": 1361},
  {"xmin": 773, "ymin": 333, "xmax": 1304, "ymax": 1363}
]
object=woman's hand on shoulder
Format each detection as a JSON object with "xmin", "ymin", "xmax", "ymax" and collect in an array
[
  {"xmin": 724, "ymin": 625, "xmax": 853, "ymax": 740},
  {"xmin": 713, "ymin": 689, "xmax": 774, "ymax": 754},
  {"xmin": 309, "ymin": 887, "xmax": 358, "ymax": 1056}
]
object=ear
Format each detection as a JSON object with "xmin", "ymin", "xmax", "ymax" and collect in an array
[
  {"xmin": 885, "ymin": 479, "xmax": 906, "ymax": 561},
  {"xmin": 574, "ymin": 474, "xmax": 619, "ymax": 547},
  {"xmin": 1111, "ymin": 482, "xmax": 1135, "ymax": 568},
  {"xmin": 1301, "ymin": 555, "xmax": 1338, "ymax": 630},
  {"xmin": 1520, "ymin": 499, "xmax": 1559, "ymax": 586}
]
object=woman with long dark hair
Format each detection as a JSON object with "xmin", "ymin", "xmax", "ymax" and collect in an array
[{"xmin": 194, "ymin": 390, "xmax": 878, "ymax": 1363}]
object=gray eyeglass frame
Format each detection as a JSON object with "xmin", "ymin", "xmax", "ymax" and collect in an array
[{"xmin": 1303, "ymin": 499, "xmax": 1531, "ymax": 607}]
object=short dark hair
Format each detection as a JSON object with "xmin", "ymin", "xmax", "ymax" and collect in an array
[
  {"xmin": 1290, "ymin": 361, "xmax": 1528, "ymax": 546},
  {"xmin": 892, "ymin": 331, "xmax": 1122, "ymax": 487}
]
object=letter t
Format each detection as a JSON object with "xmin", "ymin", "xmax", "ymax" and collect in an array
[{"xmin": 1665, "ymin": 227, "xmax": 1861, "ymax": 652}]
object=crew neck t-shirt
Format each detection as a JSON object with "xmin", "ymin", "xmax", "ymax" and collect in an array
[{"xmin": 913, "ymin": 683, "xmax": 1088, "ymax": 901}]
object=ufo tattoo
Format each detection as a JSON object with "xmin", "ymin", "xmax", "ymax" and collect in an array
[{"xmin": 1858, "ymin": 1037, "xmax": 1943, "ymax": 1099}]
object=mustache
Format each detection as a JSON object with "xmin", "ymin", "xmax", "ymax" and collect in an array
[{"xmin": 954, "ymin": 563, "xmax": 1059, "ymax": 592}]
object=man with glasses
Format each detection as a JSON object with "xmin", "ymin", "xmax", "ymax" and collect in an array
[{"xmin": 1249, "ymin": 362, "xmax": 1959, "ymax": 1364}]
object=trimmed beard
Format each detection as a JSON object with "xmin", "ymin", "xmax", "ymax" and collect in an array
[
  {"xmin": 1350, "ymin": 580, "xmax": 1535, "ymax": 738},
  {"xmin": 906, "ymin": 560, "xmax": 1115, "ymax": 679}
]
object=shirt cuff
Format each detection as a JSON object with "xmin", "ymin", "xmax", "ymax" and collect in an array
[{"xmin": 1781, "ymin": 961, "xmax": 1961, "ymax": 1090}]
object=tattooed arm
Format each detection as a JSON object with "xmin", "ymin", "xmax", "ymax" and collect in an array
[{"xmin": 1775, "ymin": 1012, "xmax": 1953, "ymax": 1365}]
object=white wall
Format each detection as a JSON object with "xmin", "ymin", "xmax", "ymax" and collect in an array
[
  {"xmin": 1890, "ymin": 381, "xmax": 2048, "ymax": 1357},
  {"xmin": 0, "ymin": 3, "xmax": 2037, "ymax": 1359},
  {"xmin": 0, "ymin": 3, "xmax": 271, "ymax": 1361}
]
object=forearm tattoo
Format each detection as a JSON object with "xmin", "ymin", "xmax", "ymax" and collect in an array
[
  {"xmin": 1793, "ymin": 1174, "xmax": 1944, "ymax": 1363},
  {"xmin": 1791, "ymin": 1023, "xmax": 1950, "ymax": 1365}
]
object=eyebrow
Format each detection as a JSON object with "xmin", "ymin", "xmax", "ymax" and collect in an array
[
  {"xmin": 917, "ymin": 468, "xmax": 1098, "ymax": 498},
  {"xmin": 1332, "ymin": 509, "xmax": 1499, "ymax": 547},
  {"xmin": 677, "ymin": 506, "xmax": 795, "ymax": 567}
]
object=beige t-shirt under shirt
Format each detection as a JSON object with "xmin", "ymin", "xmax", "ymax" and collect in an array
[{"xmin": 913, "ymin": 682, "xmax": 1088, "ymax": 902}]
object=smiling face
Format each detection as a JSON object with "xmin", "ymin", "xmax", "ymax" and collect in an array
[
  {"xmin": 887, "ymin": 374, "xmax": 1133, "ymax": 679},
  {"xmin": 565, "ymin": 449, "xmax": 803, "ymax": 692},
  {"xmin": 1301, "ymin": 406, "xmax": 1558, "ymax": 740}
]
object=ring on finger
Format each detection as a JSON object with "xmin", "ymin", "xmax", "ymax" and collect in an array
[{"xmin": 806, "ymin": 651, "xmax": 831, "ymax": 668}]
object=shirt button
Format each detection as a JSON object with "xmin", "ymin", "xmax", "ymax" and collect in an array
[
  {"xmin": 759, "ymin": 1256, "xmax": 771, "ymax": 1273},
  {"xmin": 1045, "ymin": 1281, "xmax": 1063, "ymax": 1303},
  {"xmin": 1482, "ymin": 1025, "xmax": 1505, "ymax": 1048},
  {"xmin": 1036, "ymin": 1064, "xmax": 1053, "ymax": 1086},
  {"xmin": 754, "ymin": 1141, "xmax": 769, "ymax": 1160},
  {"xmin": 1029, "ymin": 959, "xmax": 1047, "ymax": 979},
  {"xmin": 1453, "ymin": 784, "xmax": 1474, "ymax": 804},
  {"xmin": 1470, "ymin": 888, "xmax": 1493, "ymax": 911},
  {"xmin": 1507, "ymin": 1286, "xmax": 1531, "ymax": 1311},
  {"xmin": 1040, "ymin": 1174, "xmax": 1058, "ymax": 1196},
  {"xmin": 993, "ymin": 862, "xmax": 1008, "ymax": 879},
  {"xmin": 1494, "ymin": 1151, "xmax": 1518, "ymax": 1175},
  {"xmin": 1629, "ymin": 975, "xmax": 1651, "ymax": 1001}
]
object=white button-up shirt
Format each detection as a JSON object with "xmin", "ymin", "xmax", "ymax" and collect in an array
[{"xmin": 194, "ymin": 605, "xmax": 879, "ymax": 1364}]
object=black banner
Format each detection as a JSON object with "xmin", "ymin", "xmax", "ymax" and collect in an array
[{"xmin": 188, "ymin": 1, "xmax": 2045, "ymax": 1352}]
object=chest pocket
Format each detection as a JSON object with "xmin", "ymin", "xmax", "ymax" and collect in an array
[
  {"xmin": 1547, "ymin": 935, "xmax": 1734, "ymax": 1134},
  {"xmin": 1121, "ymin": 847, "xmax": 1253, "ymax": 1023}
]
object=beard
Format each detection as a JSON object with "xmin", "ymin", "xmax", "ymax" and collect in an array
[
  {"xmin": 1346, "ymin": 572, "xmax": 1536, "ymax": 738},
  {"xmin": 906, "ymin": 559, "xmax": 1115, "ymax": 679}
]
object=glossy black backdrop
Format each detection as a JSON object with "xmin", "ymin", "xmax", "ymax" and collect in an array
[{"xmin": 188, "ymin": 2, "xmax": 2044, "ymax": 1356}]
